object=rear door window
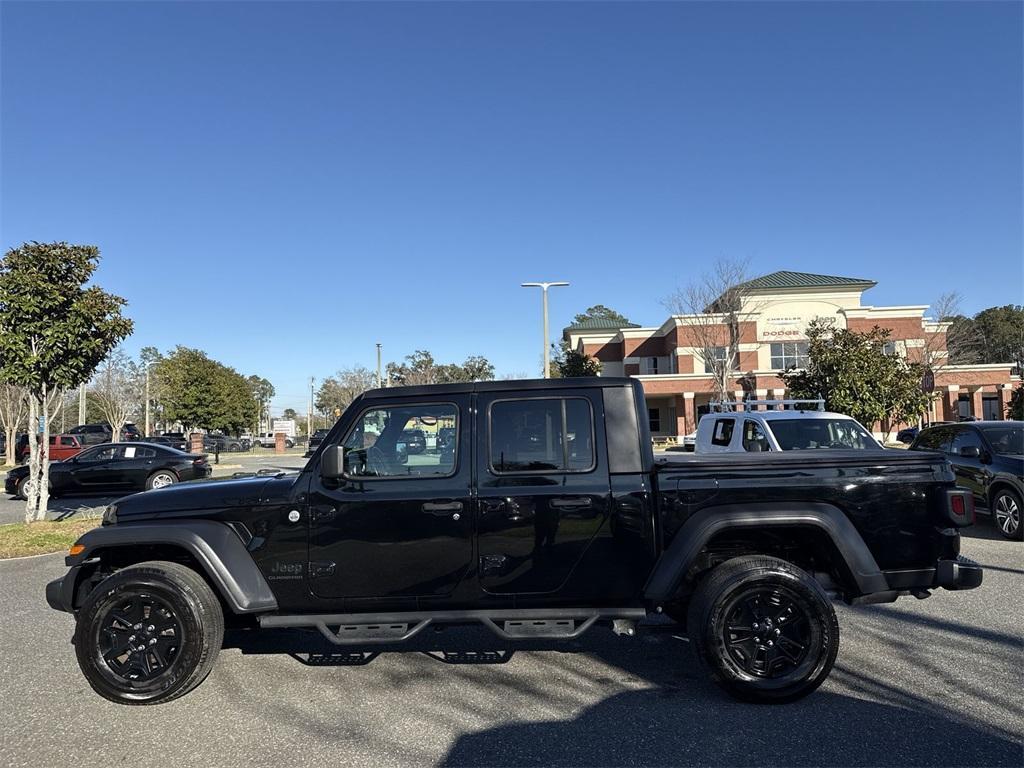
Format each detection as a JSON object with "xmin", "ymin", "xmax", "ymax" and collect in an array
[
  {"xmin": 949, "ymin": 428, "xmax": 983, "ymax": 456},
  {"xmin": 915, "ymin": 427, "xmax": 953, "ymax": 452},
  {"xmin": 711, "ymin": 418, "xmax": 735, "ymax": 447},
  {"xmin": 489, "ymin": 397, "xmax": 595, "ymax": 473}
]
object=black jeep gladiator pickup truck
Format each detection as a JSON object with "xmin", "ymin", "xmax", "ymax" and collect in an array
[{"xmin": 47, "ymin": 377, "xmax": 982, "ymax": 705}]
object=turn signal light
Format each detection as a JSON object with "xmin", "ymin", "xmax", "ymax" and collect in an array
[{"xmin": 68, "ymin": 544, "xmax": 85, "ymax": 556}]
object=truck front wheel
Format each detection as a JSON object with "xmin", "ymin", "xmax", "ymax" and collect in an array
[
  {"xmin": 686, "ymin": 555, "xmax": 839, "ymax": 703},
  {"xmin": 73, "ymin": 561, "xmax": 224, "ymax": 705}
]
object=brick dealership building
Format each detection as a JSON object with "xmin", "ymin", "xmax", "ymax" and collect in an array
[{"xmin": 564, "ymin": 271, "xmax": 1020, "ymax": 441}]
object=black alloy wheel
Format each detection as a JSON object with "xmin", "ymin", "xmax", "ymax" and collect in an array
[
  {"xmin": 74, "ymin": 561, "xmax": 223, "ymax": 705},
  {"xmin": 95, "ymin": 594, "xmax": 182, "ymax": 683},
  {"xmin": 720, "ymin": 586, "xmax": 813, "ymax": 679},
  {"xmin": 687, "ymin": 555, "xmax": 839, "ymax": 703},
  {"xmin": 992, "ymin": 488, "xmax": 1023, "ymax": 541}
]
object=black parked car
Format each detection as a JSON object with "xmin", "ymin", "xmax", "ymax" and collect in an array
[
  {"xmin": 141, "ymin": 435, "xmax": 189, "ymax": 452},
  {"xmin": 399, "ymin": 428, "xmax": 426, "ymax": 454},
  {"xmin": 910, "ymin": 421, "xmax": 1024, "ymax": 540},
  {"xmin": 304, "ymin": 428, "xmax": 331, "ymax": 457},
  {"xmin": 202, "ymin": 434, "xmax": 244, "ymax": 453},
  {"xmin": 5, "ymin": 442, "xmax": 211, "ymax": 500},
  {"xmin": 896, "ymin": 421, "xmax": 953, "ymax": 445},
  {"xmin": 67, "ymin": 423, "xmax": 142, "ymax": 445}
]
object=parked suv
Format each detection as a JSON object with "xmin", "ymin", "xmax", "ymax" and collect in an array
[
  {"xmin": 910, "ymin": 421, "xmax": 1023, "ymax": 540},
  {"xmin": 304, "ymin": 428, "xmax": 331, "ymax": 457},
  {"xmin": 67, "ymin": 423, "xmax": 141, "ymax": 445}
]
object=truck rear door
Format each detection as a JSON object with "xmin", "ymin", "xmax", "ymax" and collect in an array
[{"xmin": 475, "ymin": 388, "xmax": 611, "ymax": 595}]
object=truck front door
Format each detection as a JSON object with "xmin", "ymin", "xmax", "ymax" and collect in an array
[
  {"xmin": 475, "ymin": 390, "xmax": 612, "ymax": 596},
  {"xmin": 306, "ymin": 396, "xmax": 473, "ymax": 601}
]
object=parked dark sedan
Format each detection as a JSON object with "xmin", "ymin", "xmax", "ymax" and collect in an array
[
  {"xmin": 202, "ymin": 434, "xmax": 244, "ymax": 452},
  {"xmin": 399, "ymin": 428, "xmax": 427, "ymax": 455},
  {"xmin": 67, "ymin": 423, "xmax": 142, "ymax": 445},
  {"xmin": 304, "ymin": 428, "xmax": 331, "ymax": 457},
  {"xmin": 910, "ymin": 421, "xmax": 1024, "ymax": 540},
  {"xmin": 4, "ymin": 442, "xmax": 212, "ymax": 500},
  {"xmin": 141, "ymin": 435, "xmax": 189, "ymax": 452}
]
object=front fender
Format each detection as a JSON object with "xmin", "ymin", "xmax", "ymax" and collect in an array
[
  {"xmin": 49, "ymin": 520, "xmax": 278, "ymax": 614},
  {"xmin": 644, "ymin": 502, "xmax": 891, "ymax": 602}
]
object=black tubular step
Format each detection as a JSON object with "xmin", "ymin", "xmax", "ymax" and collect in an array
[{"xmin": 259, "ymin": 607, "xmax": 646, "ymax": 644}]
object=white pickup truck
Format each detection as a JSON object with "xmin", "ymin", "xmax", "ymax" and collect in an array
[{"xmin": 687, "ymin": 400, "xmax": 883, "ymax": 454}]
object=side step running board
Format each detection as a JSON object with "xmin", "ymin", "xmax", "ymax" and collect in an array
[{"xmin": 260, "ymin": 607, "xmax": 646, "ymax": 645}]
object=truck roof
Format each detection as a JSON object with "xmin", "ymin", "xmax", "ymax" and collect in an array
[
  {"xmin": 361, "ymin": 376, "xmax": 633, "ymax": 399},
  {"xmin": 719, "ymin": 410, "xmax": 859, "ymax": 422}
]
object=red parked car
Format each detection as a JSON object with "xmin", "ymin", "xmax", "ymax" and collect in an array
[
  {"xmin": 48, "ymin": 434, "xmax": 85, "ymax": 461},
  {"xmin": 14, "ymin": 433, "xmax": 85, "ymax": 463}
]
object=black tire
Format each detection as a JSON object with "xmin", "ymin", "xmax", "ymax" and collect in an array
[
  {"xmin": 15, "ymin": 476, "xmax": 28, "ymax": 500},
  {"xmin": 687, "ymin": 555, "xmax": 839, "ymax": 704},
  {"xmin": 73, "ymin": 561, "xmax": 224, "ymax": 705},
  {"xmin": 991, "ymin": 487, "xmax": 1023, "ymax": 541},
  {"xmin": 145, "ymin": 470, "xmax": 177, "ymax": 491}
]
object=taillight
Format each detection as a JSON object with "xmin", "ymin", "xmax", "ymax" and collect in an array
[{"xmin": 946, "ymin": 489, "xmax": 975, "ymax": 527}]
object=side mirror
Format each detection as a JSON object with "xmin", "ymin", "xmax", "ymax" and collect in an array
[
  {"xmin": 321, "ymin": 445, "xmax": 345, "ymax": 480},
  {"xmin": 958, "ymin": 446, "xmax": 981, "ymax": 458}
]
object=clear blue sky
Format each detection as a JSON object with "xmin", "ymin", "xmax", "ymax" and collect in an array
[{"xmin": 2, "ymin": 1, "xmax": 1021, "ymax": 414}]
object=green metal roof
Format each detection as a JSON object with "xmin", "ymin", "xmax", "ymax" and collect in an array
[
  {"xmin": 564, "ymin": 317, "xmax": 641, "ymax": 331},
  {"xmin": 740, "ymin": 271, "xmax": 876, "ymax": 291}
]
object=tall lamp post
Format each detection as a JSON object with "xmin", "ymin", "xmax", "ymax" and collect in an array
[{"xmin": 521, "ymin": 281, "xmax": 569, "ymax": 378}]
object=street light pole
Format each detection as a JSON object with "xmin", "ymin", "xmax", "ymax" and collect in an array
[
  {"xmin": 521, "ymin": 281, "xmax": 569, "ymax": 378},
  {"xmin": 144, "ymin": 365, "xmax": 151, "ymax": 437},
  {"xmin": 376, "ymin": 343, "xmax": 383, "ymax": 388}
]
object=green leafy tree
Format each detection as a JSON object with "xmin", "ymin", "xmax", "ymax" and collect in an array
[
  {"xmin": 247, "ymin": 375, "xmax": 275, "ymax": 433},
  {"xmin": 782, "ymin": 320, "xmax": 929, "ymax": 442},
  {"xmin": 0, "ymin": 243, "xmax": 132, "ymax": 520},
  {"xmin": 1007, "ymin": 384, "xmax": 1024, "ymax": 421},
  {"xmin": 571, "ymin": 305, "xmax": 632, "ymax": 327},
  {"xmin": 558, "ymin": 348, "xmax": 601, "ymax": 377},
  {"xmin": 154, "ymin": 347, "xmax": 260, "ymax": 434},
  {"xmin": 974, "ymin": 305, "xmax": 1024, "ymax": 369}
]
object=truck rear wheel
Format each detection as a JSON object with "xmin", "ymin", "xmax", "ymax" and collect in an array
[
  {"xmin": 73, "ymin": 561, "xmax": 224, "ymax": 705},
  {"xmin": 686, "ymin": 555, "xmax": 839, "ymax": 703}
]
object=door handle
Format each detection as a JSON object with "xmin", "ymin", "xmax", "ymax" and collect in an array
[
  {"xmin": 422, "ymin": 501, "xmax": 463, "ymax": 515},
  {"xmin": 550, "ymin": 498, "xmax": 592, "ymax": 510}
]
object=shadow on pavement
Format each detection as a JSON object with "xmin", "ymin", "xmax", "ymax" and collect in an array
[
  {"xmin": 221, "ymin": 612, "xmax": 1022, "ymax": 768},
  {"xmin": 441, "ymin": 688, "xmax": 1021, "ymax": 767}
]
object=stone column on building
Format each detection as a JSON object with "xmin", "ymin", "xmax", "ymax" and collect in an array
[
  {"xmin": 755, "ymin": 389, "xmax": 768, "ymax": 411},
  {"xmin": 998, "ymin": 384, "xmax": 1014, "ymax": 420},
  {"xmin": 771, "ymin": 388, "xmax": 786, "ymax": 410},
  {"xmin": 675, "ymin": 393, "xmax": 696, "ymax": 439},
  {"xmin": 733, "ymin": 390, "xmax": 745, "ymax": 412},
  {"xmin": 971, "ymin": 388, "xmax": 985, "ymax": 420},
  {"xmin": 944, "ymin": 385, "xmax": 960, "ymax": 422}
]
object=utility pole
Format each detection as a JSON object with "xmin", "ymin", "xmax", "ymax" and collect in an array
[
  {"xmin": 78, "ymin": 383, "xmax": 86, "ymax": 425},
  {"xmin": 521, "ymin": 281, "xmax": 569, "ymax": 378},
  {"xmin": 376, "ymin": 343, "xmax": 383, "ymax": 388},
  {"xmin": 144, "ymin": 365, "xmax": 151, "ymax": 437},
  {"xmin": 308, "ymin": 376, "xmax": 314, "ymax": 440}
]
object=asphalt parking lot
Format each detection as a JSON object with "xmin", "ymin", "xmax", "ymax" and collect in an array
[{"xmin": 0, "ymin": 518, "xmax": 1021, "ymax": 767}]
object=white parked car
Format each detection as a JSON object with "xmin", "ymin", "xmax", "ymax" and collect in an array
[{"xmin": 693, "ymin": 401, "xmax": 882, "ymax": 454}]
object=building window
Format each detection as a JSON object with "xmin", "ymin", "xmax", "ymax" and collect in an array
[
  {"xmin": 703, "ymin": 347, "xmax": 736, "ymax": 374},
  {"xmin": 648, "ymin": 407, "xmax": 661, "ymax": 433},
  {"xmin": 882, "ymin": 341, "xmax": 898, "ymax": 356},
  {"xmin": 642, "ymin": 357, "xmax": 660, "ymax": 375},
  {"xmin": 770, "ymin": 342, "xmax": 809, "ymax": 370}
]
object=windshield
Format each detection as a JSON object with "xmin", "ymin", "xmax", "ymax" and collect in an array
[
  {"xmin": 768, "ymin": 418, "xmax": 879, "ymax": 450},
  {"xmin": 979, "ymin": 424, "xmax": 1024, "ymax": 456}
]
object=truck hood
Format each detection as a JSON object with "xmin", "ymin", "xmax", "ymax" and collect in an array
[{"xmin": 110, "ymin": 473, "xmax": 301, "ymax": 521}]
